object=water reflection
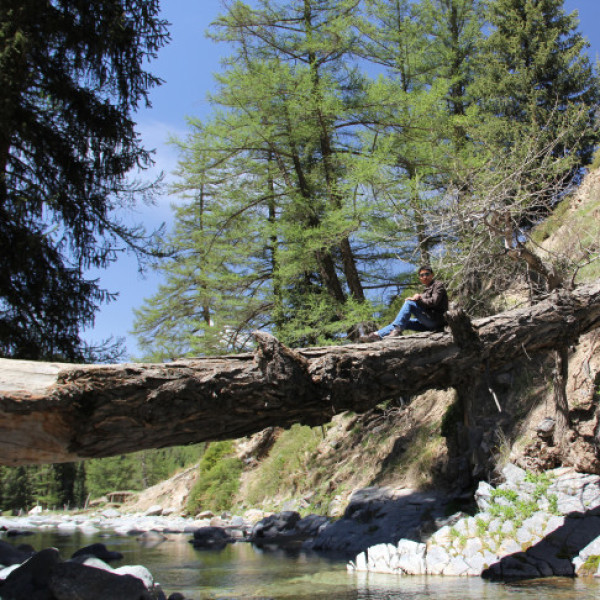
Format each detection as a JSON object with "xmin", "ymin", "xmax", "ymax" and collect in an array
[{"xmin": 7, "ymin": 530, "xmax": 600, "ymax": 599}]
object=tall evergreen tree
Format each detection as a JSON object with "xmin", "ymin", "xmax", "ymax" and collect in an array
[
  {"xmin": 0, "ymin": 0, "xmax": 169, "ymax": 360},
  {"xmin": 446, "ymin": 0, "xmax": 600, "ymax": 311},
  {"xmin": 135, "ymin": 0, "xmax": 388, "ymax": 353},
  {"xmin": 472, "ymin": 0, "xmax": 598, "ymax": 195}
]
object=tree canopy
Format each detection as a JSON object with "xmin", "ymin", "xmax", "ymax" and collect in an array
[
  {"xmin": 0, "ymin": 0, "xmax": 169, "ymax": 361},
  {"xmin": 132, "ymin": 0, "xmax": 599, "ymax": 358}
]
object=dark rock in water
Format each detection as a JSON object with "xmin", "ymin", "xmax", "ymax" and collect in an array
[
  {"xmin": 6, "ymin": 529, "xmax": 34, "ymax": 538},
  {"xmin": 15, "ymin": 543, "xmax": 36, "ymax": 555},
  {"xmin": 190, "ymin": 526, "xmax": 232, "ymax": 550},
  {"xmin": 49, "ymin": 561, "xmax": 152, "ymax": 600},
  {"xmin": 294, "ymin": 514, "xmax": 330, "ymax": 536},
  {"xmin": 71, "ymin": 542, "xmax": 123, "ymax": 562},
  {"xmin": 251, "ymin": 510, "xmax": 300, "ymax": 540},
  {"xmin": 308, "ymin": 488, "xmax": 447, "ymax": 557},
  {"xmin": 0, "ymin": 547, "xmax": 61, "ymax": 600},
  {"xmin": 0, "ymin": 539, "xmax": 35, "ymax": 566},
  {"xmin": 250, "ymin": 511, "xmax": 328, "ymax": 548}
]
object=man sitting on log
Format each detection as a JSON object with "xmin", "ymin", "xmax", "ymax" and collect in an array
[{"xmin": 361, "ymin": 265, "xmax": 449, "ymax": 342}]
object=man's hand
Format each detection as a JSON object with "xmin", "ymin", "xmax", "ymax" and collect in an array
[{"xmin": 410, "ymin": 293, "xmax": 422, "ymax": 301}]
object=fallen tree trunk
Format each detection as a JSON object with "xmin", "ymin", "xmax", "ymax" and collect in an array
[{"xmin": 1, "ymin": 281, "xmax": 599, "ymax": 466}]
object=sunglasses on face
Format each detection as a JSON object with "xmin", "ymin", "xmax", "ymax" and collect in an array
[{"xmin": 419, "ymin": 272, "xmax": 432, "ymax": 278}]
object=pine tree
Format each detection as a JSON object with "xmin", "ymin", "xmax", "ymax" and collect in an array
[
  {"xmin": 1, "ymin": 466, "xmax": 32, "ymax": 512},
  {"xmin": 135, "ymin": 0, "xmax": 388, "ymax": 353},
  {"xmin": 0, "ymin": 0, "xmax": 169, "ymax": 360},
  {"xmin": 472, "ymin": 0, "xmax": 598, "ymax": 197},
  {"xmin": 445, "ymin": 0, "xmax": 600, "ymax": 311},
  {"xmin": 356, "ymin": 0, "xmax": 483, "ymax": 269}
]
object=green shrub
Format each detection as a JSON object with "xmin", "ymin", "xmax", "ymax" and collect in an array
[
  {"xmin": 243, "ymin": 424, "xmax": 322, "ymax": 506},
  {"xmin": 186, "ymin": 441, "xmax": 242, "ymax": 514}
]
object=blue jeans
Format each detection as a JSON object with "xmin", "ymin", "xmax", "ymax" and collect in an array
[{"xmin": 377, "ymin": 300, "xmax": 441, "ymax": 337}]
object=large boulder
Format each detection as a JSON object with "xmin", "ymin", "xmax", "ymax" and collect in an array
[
  {"xmin": 0, "ymin": 547, "xmax": 61, "ymax": 600},
  {"xmin": 0, "ymin": 539, "xmax": 35, "ymax": 567},
  {"xmin": 190, "ymin": 527, "xmax": 232, "ymax": 550},
  {"xmin": 48, "ymin": 561, "xmax": 153, "ymax": 600}
]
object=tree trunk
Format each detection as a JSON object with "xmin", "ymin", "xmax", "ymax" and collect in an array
[{"xmin": 1, "ymin": 280, "xmax": 599, "ymax": 466}]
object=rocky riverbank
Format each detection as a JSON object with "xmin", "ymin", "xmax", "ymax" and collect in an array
[
  {"xmin": 348, "ymin": 464, "xmax": 600, "ymax": 580},
  {"xmin": 4, "ymin": 463, "xmax": 600, "ymax": 598}
]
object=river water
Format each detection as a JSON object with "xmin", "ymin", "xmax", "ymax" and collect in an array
[{"xmin": 11, "ymin": 530, "xmax": 600, "ymax": 599}]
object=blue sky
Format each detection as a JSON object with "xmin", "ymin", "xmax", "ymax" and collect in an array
[{"xmin": 83, "ymin": 0, "xmax": 600, "ymax": 360}]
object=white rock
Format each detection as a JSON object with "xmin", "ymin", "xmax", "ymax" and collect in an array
[
  {"xmin": 516, "ymin": 526, "xmax": 534, "ymax": 546},
  {"xmin": 497, "ymin": 538, "xmax": 521, "ymax": 556},
  {"xmin": 114, "ymin": 565, "xmax": 154, "ymax": 589},
  {"xmin": 542, "ymin": 515, "xmax": 565, "ymax": 535},
  {"xmin": 425, "ymin": 545, "xmax": 450, "ymax": 575},
  {"xmin": 430, "ymin": 524, "xmax": 453, "ymax": 545},
  {"xmin": 475, "ymin": 481, "xmax": 494, "ymax": 512},
  {"xmin": 464, "ymin": 537, "xmax": 483, "ymax": 556},
  {"xmin": 394, "ymin": 539, "xmax": 426, "ymax": 575},
  {"xmin": 81, "ymin": 557, "xmax": 113, "ymax": 571},
  {"xmin": 443, "ymin": 556, "xmax": 470, "ymax": 576},
  {"xmin": 502, "ymin": 463, "xmax": 527, "ymax": 487},
  {"xmin": 366, "ymin": 543, "xmax": 397, "ymax": 573},
  {"xmin": 144, "ymin": 505, "xmax": 163, "ymax": 517},
  {"xmin": 0, "ymin": 563, "xmax": 21, "ymax": 580},
  {"xmin": 196, "ymin": 510, "xmax": 214, "ymax": 519}
]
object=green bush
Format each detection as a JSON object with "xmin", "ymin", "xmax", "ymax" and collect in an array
[
  {"xmin": 186, "ymin": 441, "xmax": 243, "ymax": 514},
  {"xmin": 243, "ymin": 424, "xmax": 322, "ymax": 506}
]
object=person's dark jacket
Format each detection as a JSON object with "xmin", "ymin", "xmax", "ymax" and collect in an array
[{"xmin": 416, "ymin": 279, "xmax": 448, "ymax": 324}]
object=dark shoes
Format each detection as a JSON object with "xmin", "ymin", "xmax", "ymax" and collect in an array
[
  {"xmin": 387, "ymin": 327, "xmax": 404, "ymax": 338},
  {"xmin": 360, "ymin": 332, "xmax": 381, "ymax": 343}
]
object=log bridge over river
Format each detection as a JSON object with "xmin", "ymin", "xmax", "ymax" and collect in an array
[{"xmin": 1, "ymin": 281, "xmax": 599, "ymax": 466}]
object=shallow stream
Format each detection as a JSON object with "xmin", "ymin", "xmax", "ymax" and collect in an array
[{"xmin": 11, "ymin": 530, "xmax": 600, "ymax": 599}]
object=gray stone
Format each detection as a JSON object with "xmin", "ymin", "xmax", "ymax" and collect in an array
[
  {"xmin": 77, "ymin": 557, "xmax": 112, "ymax": 570},
  {"xmin": 229, "ymin": 516, "xmax": 245, "ymax": 528},
  {"xmin": 366, "ymin": 543, "xmax": 397, "ymax": 573},
  {"xmin": 475, "ymin": 481, "xmax": 494, "ymax": 512},
  {"xmin": 394, "ymin": 539, "xmax": 426, "ymax": 575},
  {"xmin": 502, "ymin": 464, "xmax": 527, "ymax": 487},
  {"xmin": 516, "ymin": 525, "xmax": 534, "ymax": 546},
  {"xmin": 465, "ymin": 550, "xmax": 496, "ymax": 575},
  {"xmin": 536, "ymin": 418, "xmax": 555, "ymax": 437},
  {"xmin": 144, "ymin": 505, "xmax": 163, "ymax": 517},
  {"xmin": 196, "ymin": 510, "xmax": 214, "ymax": 519},
  {"xmin": 0, "ymin": 563, "xmax": 21, "ymax": 580},
  {"xmin": 521, "ymin": 514, "xmax": 546, "ymax": 537},
  {"xmin": 425, "ymin": 545, "xmax": 450, "ymax": 575},
  {"xmin": 497, "ymin": 538, "xmax": 521, "ymax": 556},
  {"xmin": 542, "ymin": 515, "xmax": 565, "ymax": 535},
  {"xmin": 464, "ymin": 537, "xmax": 483, "ymax": 556},
  {"xmin": 443, "ymin": 556, "xmax": 471, "ymax": 576}
]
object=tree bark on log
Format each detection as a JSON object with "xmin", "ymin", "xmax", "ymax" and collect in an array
[{"xmin": 1, "ymin": 280, "xmax": 599, "ymax": 466}]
